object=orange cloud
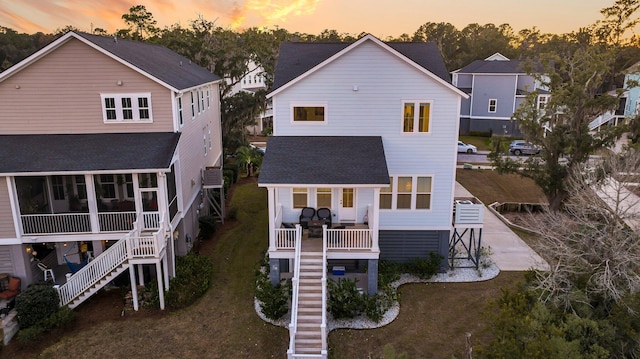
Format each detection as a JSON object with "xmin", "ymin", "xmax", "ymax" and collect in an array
[{"xmin": 244, "ymin": 0, "xmax": 320, "ymax": 24}]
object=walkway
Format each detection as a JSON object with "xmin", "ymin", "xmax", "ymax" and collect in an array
[{"xmin": 455, "ymin": 182, "xmax": 549, "ymax": 271}]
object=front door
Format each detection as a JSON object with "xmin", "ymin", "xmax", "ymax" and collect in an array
[{"xmin": 338, "ymin": 188, "xmax": 356, "ymax": 222}]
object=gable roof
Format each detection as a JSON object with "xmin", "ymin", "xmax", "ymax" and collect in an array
[
  {"xmin": 484, "ymin": 52, "xmax": 510, "ymax": 61},
  {"xmin": 0, "ymin": 132, "xmax": 180, "ymax": 174},
  {"xmin": 0, "ymin": 31, "xmax": 221, "ymax": 92},
  {"xmin": 269, "ymin": 34, "xmax": 466, "ymax": 98},
  {"xmin": 258, "ymin": 136, "xmax": 389, "ymax": 186},
  {"xmin": 454, "ymin": 58, "xmax": 543, "ymax": 74}
]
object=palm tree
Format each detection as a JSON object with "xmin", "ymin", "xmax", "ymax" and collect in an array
[{"xmin": 235, "ymin": 146, "xmax": 258, "ymax": 176}]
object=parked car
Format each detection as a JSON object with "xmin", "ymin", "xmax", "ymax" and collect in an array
[
  {"xmin": 508, "ymin": 140, "xmax": 540, "ymax": 156},
  {"xmin": 457, "ymin": 141, "xmax": 477, "ymax": 154}
]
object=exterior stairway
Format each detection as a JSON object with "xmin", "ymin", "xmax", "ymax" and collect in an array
[{"xmin": 294, "ymin": 251, "xmax": 324, "ymax": 356}]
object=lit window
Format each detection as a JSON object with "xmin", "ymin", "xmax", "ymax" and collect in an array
[
  {"xmin": 317, "ymin": 188, "xmax": 332, "ymax": 208},
  {"xmin": 293, "ymin": 188, "xmax": 307, "ymax": 208},
  {"xmin": 488, "ymin": 99, "xmax": 497, "ymax": 113},
  {"xmin": 101, "ymin": 93, "xmax": 152, "ymax": 122},
  {"xmin": 293, "ymin": 106, "xmax": 325, "ymax": 122},
  {"xmin": 380, "ymin": 177, "xmax": 392, "ymax": 209},
  {"xmin": 403, "ymin": 101, "xmax": 431, "ymax": 133},
  {"xmin": 396, "ymin": 177, "xmax": 412, "ymax": 209}
]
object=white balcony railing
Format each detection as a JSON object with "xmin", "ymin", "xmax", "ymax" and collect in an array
[
  {"xmin": 98, "ymin": 211, "xmax": 136, "ymax": 232},
  {"xmin": 21, "ymin": 213, "xmax": 91, "ymax": 234},
  {"xmin": 275, "ymin": 228, "xmax": 297, "ymax": 249},
  {"xmin": 326, "ymin": 229, "xmax": 372, "ymax": 250}
]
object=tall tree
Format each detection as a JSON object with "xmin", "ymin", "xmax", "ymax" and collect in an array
[
  {"xmin": 121, "ymin": 4, "xmax": 158, "ymax": 40},
  {"xmin": 412, "ymin": 22, "xmax": 461, "ymax": 69},
  {"xmin": 491, "ymin": 0, "xmax": 640, "ymax": 210}
]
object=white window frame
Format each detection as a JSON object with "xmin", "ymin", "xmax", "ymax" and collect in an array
[
  {"xmin": 292, "ymin": 188, "xmax": 308, "ymax": 209},
  {"xmin": 190, "ymin": 91, "xmax": 195, "ymax": 119},
  {"xmin": 488, "ymin": 99, "xmax": 498, "ymax": 113},
  {"xmin": 177, "ymin": 96, "xmax": 184, "ymax": 127},
  {"xmin": 200, "ymin": 89, "xmax": 205, "ymax": 113},
  {"xmin": 316, "ymin": 188, "xmax": 332, "ymax": 209},
  {"xmin": 206, "ymin": 87, "xmax": 211, "ymax": 109},
  {"xmin": 101, "ymin": 93, "xmax": 153, "ymax": 123},
  {"xmin": 381, "ymin": 175, "xmax": 433, "ymax": 211},
  {"xmin": 537, "ymin": 95, "xmax": 549, "ymax": 109},
  {"xmin": 402, "ymin": 100, "xmax": 432, "ymax": 134},
  {"xmin": 291, "ymin": 103, "xmax": 328, "ymax": 124}
]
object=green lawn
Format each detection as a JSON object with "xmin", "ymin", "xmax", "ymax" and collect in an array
[
  {"xmin": 456, "ymin": 168, "xmax": 547, "ymax": 205},
  {"xmin": 13, "ymin": 176, "xmax": 534, "ymax": 358},
  {"xmin": 458, "ymin": 135, "xmax": 491, "ymax": 151}
]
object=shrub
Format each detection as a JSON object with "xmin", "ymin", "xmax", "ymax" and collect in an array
[
  {"xmin": 403, "ymin": 253, "xmax": 441, "ymax": 279},
  {"xmin": 378, "ymin": 260, "xmax": 401, "ymax": 288},
  {"xmin": 223, "ymin": 163, "xmax": 239, "ymax": 183},
  {"xmin": 255, "ymin": 272, "xmax": 289, "ymax": 320},
  {"xmin": 17, "ymin": 306, "xmax": 76, "ymax": 342},
  {"xmin": 469, "ymin": 130, "xmax": 492, "ymax": 137},
  {"xmin": 197, "ymin": 216, "xmax": 217, "ymax": 240},
  {"xmin": 163, "ymin": 254, "xmax": 213, "ymax": 309},
  {"xmin": 15, "ymin": 285, "xmax": 60, "ymax": 329},
  {"xmin": 364, "ymin": 287, "xmax": 397, "ymax": 323},
  {"xmin": 327, "ymin": 278, "xmax": 366, "ymax": 319}
]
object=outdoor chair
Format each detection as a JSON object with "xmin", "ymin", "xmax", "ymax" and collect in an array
[
  {"xmin": 37, "ymin": 261, "xmax": 55, "ymax": 283},
  {"xmin": 299, "ymin": 207, "xmax": 316, "ymax": 229},
  {"xmin": 316, "ymin": 207, "xmax": 332, "ymax": 229},
  {"xmin": 0, "ymin": 277, "xmax": 21, "ymax": 300}
]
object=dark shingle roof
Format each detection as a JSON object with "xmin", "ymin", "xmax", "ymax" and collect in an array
[
  {"xmin": 271, "ymin": 40, "xmax": 450, "ymax": 92},
  {"xmin": 258, "ymin": 136, "xmax": 389, "ymax": 185},
  {"xmin": 0, "ymin": 132, "xmax": 180, "ymax": 173},
  {"xmin": 75, "ymin": 32, "xmax": 220, "ymax": 90},
  {"xmin": 456, "ymin": 59, "xmax": 543, "ymax": 74}
]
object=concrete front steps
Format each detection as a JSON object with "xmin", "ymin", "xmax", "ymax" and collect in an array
[{"xmin": 294, "ymin": 251, "xmax": 324, "ymax": 355}]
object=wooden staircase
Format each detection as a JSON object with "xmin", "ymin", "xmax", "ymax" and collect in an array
[
  {"xmin": 68, "ymin": 262, "xmax": 129, "ymax": 308},
  {"xmin": 294, "ymin": 251, "xmax": 324, "ymax": 355}
]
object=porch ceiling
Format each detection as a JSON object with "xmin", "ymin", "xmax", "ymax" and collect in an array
[
  {"xmin": 258, "ymin": 136, "xmax": 389, "ymax": 185},
  {"xmin": 0, "ymin": 132, "xmax": 180, "ymax": 174}
]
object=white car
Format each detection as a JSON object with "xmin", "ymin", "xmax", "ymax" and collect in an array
[{"xmin": 457, "ymin": 141, "xmax": 477, "ymax": 154}]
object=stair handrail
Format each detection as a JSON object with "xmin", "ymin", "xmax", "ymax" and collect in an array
[
  {"xmin": 287, "ymin": 224, "xmax": 303, "ymax": 358},
  {"xmin": 57, "ymin": 232, "xmax": 130, "ymax": 306},
  {"xmin": 321, "ymin": 224, "xmax": 328, "ymax": 357}
]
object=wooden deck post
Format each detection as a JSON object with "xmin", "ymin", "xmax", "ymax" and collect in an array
[
  {"xmin": 137, "ymin": 264, "xmax": 145, "ymax": 286},
  {"xmin": 163, "ymin": 253, "xmax": 169, "ymax": 290},
  {"xmin": 129, "ymin": 266, "xmax": 139, "ymax": 311},
  {"xmin": 156, "ymin": 261, "xmax": 165, "ymax": 310}
]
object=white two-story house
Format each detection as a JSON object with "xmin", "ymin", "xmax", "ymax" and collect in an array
[{"xmin": 0, "ymin": 31, "xmax": 223, "ymax": 310}]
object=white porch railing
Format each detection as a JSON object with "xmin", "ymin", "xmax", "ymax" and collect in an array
[
  {"xmin": 287, "ymin": 226, "xmax": 303, "ymax": 358},
  {"xmin": 275, "ymin": 228, "xmax": 297, "ymax": 249},
  {"xmin": 57, "ymin": 213, "xmax": 167, "ymax": 307},
  {"xmin": 98, "ymin": 211, "xmax": 136, "ymax": 232},
  {"xmin": 21, "ymin": 213, "xmax": 91, "ymax": 234},
  {"xmin": 326, "ymin": 229, "xmax": 372, "ymax": 250},
  {"xmin": 142, "ymin": 211, "xmax": 160, "ymax": 230},
  {"xmin": 320, "ymin": 226, "xmax": 328, "ymax": 357}
]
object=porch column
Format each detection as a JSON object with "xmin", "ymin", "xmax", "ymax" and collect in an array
[
  {"xmin": 129, "ymin": 267, "xmax": 139, "ymax": 311},
  {"xmin": 367, "ymin": 259, "xmax": 378, "ymax": 295},
  {"xmin": 267, "ymin": 187, "xmax": 276, "ymax": 252},
  {"xmin": 157, "ymin": 172, "xmax": 169, "ymax": 218},
  {"xmin": 132, "ymin": 173, "xmax": 142, "ymax": 217},
  {"xmin": 163, "ymin": 253, "xmax": 170, "ymax": 290},
  {"xmin": 269, "ymin": 258, "xmax": 281, "ymax": 286},
  {"xmin": 91, "ymin": 240, "xmax": 104, "ymax": 257},
  {"xmin": 137, "ymin": 264, "xmax": 145, "ymax": 286},
  {"xmin": 156, "ymin": 261, "xmax": 165, "ymax": 310},
  {"xmin": 372, "ymin": 188, "xmax": 381, "ymax": 253},
  {"xmin": 7, "ymin": 177, "xmax": 23, "ymax": 237},
  {"xmin": 85, "ymin": 174, "xmax": 100, "ymax": 233}
]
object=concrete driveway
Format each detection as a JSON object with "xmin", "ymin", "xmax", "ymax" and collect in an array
[{"xmin": 455, "ymin": 182, "xmax": 549, "ymax": 271}]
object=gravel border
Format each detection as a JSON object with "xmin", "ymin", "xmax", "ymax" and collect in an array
[{"xmin": 256, "ymin": 257, "xmax": 500, "ymax": 332}]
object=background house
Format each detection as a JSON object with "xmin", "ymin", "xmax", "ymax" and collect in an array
[
  {"xmin": 0, "ymin": 31, "xmax": 223, "ymax": 310},
  {"xmin": 226, "ymin": 59, "xmax": 273, "ymax": 135},
  {"xmin": 452, "ymin": 53, "xmax": 547, "ymax": 137}
]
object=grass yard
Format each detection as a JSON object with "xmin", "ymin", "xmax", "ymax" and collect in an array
[
  {"xmin": 458, "ymin": 136, "xmax": 491, "ymax": 151},
  {"xmin": 5, "ymin": 175, "xmax": 537, "ymax": 358},
  {"xmin": 456, "ymin": 168, "xmax": 547, "ymax": 205}
]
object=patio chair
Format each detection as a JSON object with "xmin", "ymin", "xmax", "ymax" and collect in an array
[
  {"xmin": 37, "ymin": 261, "xmax": 55, "ymax": 283},
  {"xmin": 0, "ymin": 277, "xmax": 20, "ymax": 300},
  {"xmin": 299, "ymin": 207, "xmax": 316, "ymax": 229},
  {"xmin": 316, "ymin": 207, "xmax": 332, "ymax": 229}
]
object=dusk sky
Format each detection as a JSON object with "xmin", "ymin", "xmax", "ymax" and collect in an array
[{"xmin": 0, "ymin": 0, "xmax": 619, "ymax": 37}]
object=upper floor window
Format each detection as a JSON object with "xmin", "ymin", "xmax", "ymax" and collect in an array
[
  {"xmin": 488, "ymin": 99, "xmax": 497, "ymax": 113},
  {"xmin": 206, "ymin": 88, "xmax": 211, "ymax": 109},
  {"xmin": 101, "ymin": 93, "xmax": 152, "ymax": 122},
  {"xmin": 537, "ymin": 95, "xmax": 549, "ymax": 109},
  {"xmin": 293, "ymin": 105, "xmax": 325, "ymax": 122},
  {"xmin": 200, "ymin": 89, "xmax": 205, "ymax": 112},
  {"xmin": 177, "ymin": 97, "xmax": 184, "ymax": 127},
  {"xmin": 403, "ymin": 101, "xmax": 431, "ymax": 133},
  {"xmin": 190, "ymin": 91, "xmax": 195, "ymax": 118}
]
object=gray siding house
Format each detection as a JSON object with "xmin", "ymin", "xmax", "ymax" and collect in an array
[{"xmin": 452, "ymin": 53, "xmax": 548, "ymax": 136}]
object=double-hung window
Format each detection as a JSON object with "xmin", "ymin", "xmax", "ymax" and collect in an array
[
  {"xmin": 488, "ymin": 99, "xmax": 497, "ymax": 113},
  {"xmin": 190, "ymin": 91, "xmax": 195, "ymax": 118},
  {"xmin": 293, "ymin": 188, "xmax": 308, "ymax": 208},
  {"xmin": 101, "ymin": 93, "xmax": 152, "ymax": 122},
  {"xmin": 382, "ymin": 175, "xmax": 433, "ymax": 210},
  {"xmin": 403, "ymin": 101, "xmax": 431, "ymax": 133},
  {"xmin": 537, "ymin": 95, "xmax": 548, "ymax": 109},
  {"xmin": 177, "ymin": 97, "xmax": 184, "ymax": 127},
  {"xmin": 316, "ymin": 188, "xmax": 332, "ymax": 208}
]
